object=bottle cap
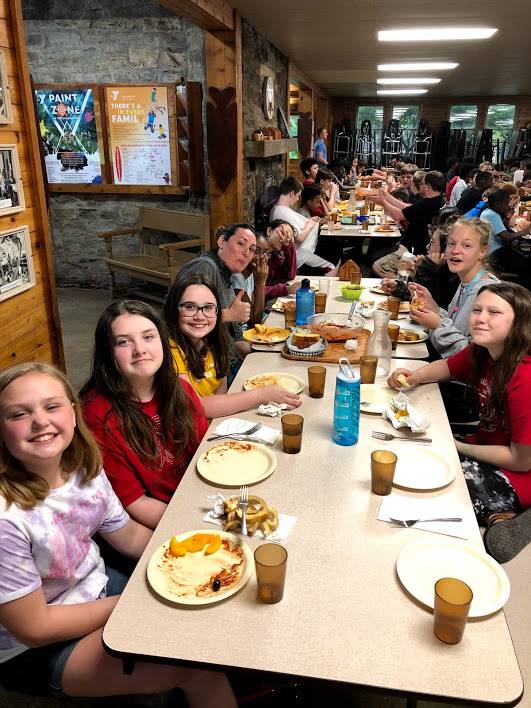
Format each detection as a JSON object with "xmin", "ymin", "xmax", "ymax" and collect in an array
[{"xmin": 301, "ymin": 278, "xmax": 310, "ymax": 288}]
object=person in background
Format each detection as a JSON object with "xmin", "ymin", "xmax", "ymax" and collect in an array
[
  {"xmin": 398, "ymin": 163, "xmax": 418, "ymax": 202},
  {"xmin": 446, "ymin": 155, "xmax": 460, "ymax": 183},
  {"xmin": 513, "ymin": 157, "xmax": 531, "ymax": 186},
  {"xmin": 0, "ymin": 363, "xmax": 236, "ymax": 705},
  {"xmin": 298, "ymin": 184, "xmax": 328, "ymax": 219},
  {"xmin": 449, "ymin": 162, "xmax": 477, "ymax": 207},
  {"xmin": 164, "ymin": 275, "xmax": 301, "ymax": 416},
  {"xmin": 314, "ymin": 169, "xmax": 340, "ymax": 212},
  {"xmin": 457, "ymin": 169, "xmax": 494, "ymax": 214},
  {"xmin": 230, "ymin": 234, "xmax": 270, "ymax": 339},
  {"xmin": 479, "ymin": 161, "xmax": 494, "ymax": 174},
  {"xmin": 313, "ymin": 127, "xmax": 328, "ymax": 166},
  {"xmin": 300, "ymin": 157, "xmax": 319, "ymax": 186},
  {"xmin": 389, "ymin": 282, "xmax": 531, "ymax": 565},
  {"xmin": 263, "ymin": 219, "xmax": 298, "ymax": 299}
]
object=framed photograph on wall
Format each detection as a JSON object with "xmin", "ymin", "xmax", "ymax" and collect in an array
[
  {"xmin": 0, "ymin": 226, "xmax": 35, "ymax": 302},
  {"xmin": 0, "ymin": 145, "xmax": 25, "ymax": 216},
  {"xmin": 0, "ymin": 50, "xmax": 13, "ymax": 124}
]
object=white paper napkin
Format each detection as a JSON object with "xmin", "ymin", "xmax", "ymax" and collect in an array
[
  {"xmin": 214, "ymin": 418, "xmax": 280, "ymax": 444},
  {"xmin": 202, "ymin": 509, "xmax": 297, "ymax": 542},
  {"xmin": 383, "ymin": 392, "xmax": 430, "ymax": 434},
  {"xmin": 256, "ymin": 403, "xmax": 288, "ymax": 418},
  {"xmin": 378, "ymin": 492, "xmax": 470, "ymax": 540}
]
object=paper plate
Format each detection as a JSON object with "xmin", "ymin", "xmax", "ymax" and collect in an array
[
  {"xmin": 378, "ymin": 301, "xmax": 410, "ymax": 314},
  {"xmin": 397, "ymin": 327, "xmax": 429, "ymax": 344},
  {"xmin": 243, "ymin": 327, "xmax": 290, "ymax": 344},
  {"xmin": 370, "ymin": 285, "xmax": 387, "ymax": 295},
  {"xmin": 360, "ymin": 383, "xmax": 396, "ymax": 414},
  {"xmin": 393, "ymin": 449, "xmax": 455, "ymax": 491},
  {"xmin": 197, "ymin": 440, "xmax": 276, "ymax": 486},
  {"xmin": 396, "ymin": 538, "xmax": 510, "ymax": 617},
  {"xmin": 244, "ymin": 372, "xmax": 305, "ymax": 394},
  {"xmin": 271, "ymin": 297, "xmax": 295, "ymax": 312},
  {"xmin": 147, "ymin": 530, "xmax": 253, "ymax": 606}
]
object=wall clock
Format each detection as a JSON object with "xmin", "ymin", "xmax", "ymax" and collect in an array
[{"xmin": 262, "ymin": 76, "xmax": 274, "ymax": 121}]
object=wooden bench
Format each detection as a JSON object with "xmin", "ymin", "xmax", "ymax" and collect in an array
[{"xmin": 98, "ymin": 207, "xmax": 210, "ymax": 297}]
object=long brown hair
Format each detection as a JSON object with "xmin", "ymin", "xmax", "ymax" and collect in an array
[
  {"xmin": 163, "ymin": 274, "xmax": 230, "ymax": 380},
  {"xmin": 80, "ymin": 300, "xmax": 196, "ymax": 461},
  {"xmin": 0, "ymin": 363, "xmax": 101, "ymax": 509},
  {"xmin": 467, "ymin": 282, "xmax": 531, "ymax": 423}
]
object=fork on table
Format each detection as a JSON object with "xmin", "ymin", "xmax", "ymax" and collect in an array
[
  {"xmin": 207, "ymin": 422, "xmax": 262, "ymax": 442},
  {"xmin": 389, "ymin": 517, "xmax": 462, "ymax": 528},
  {"xmin": 239, "ymin": 485, "xmax": 249, "ymax": 535},
  {"xmin": 372, "ymin": 431, "xmax": 432, "ymax": 444}
]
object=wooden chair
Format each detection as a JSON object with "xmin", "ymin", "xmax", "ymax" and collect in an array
[{"xmin": 98, "ymin": 207, "xmax": 210, "ymax": 296}]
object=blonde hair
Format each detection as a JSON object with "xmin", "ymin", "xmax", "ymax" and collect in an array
[
  {"xmin": 447, "ymin": 217, "xmax": 491, "ymax": 265},
  {"xmin": 498, "ymin": 182, "xmax": 518, "ymax": 196},
  {"xmin": 0, "ymin": 363, "xmax": 101, "ymax": 510}
]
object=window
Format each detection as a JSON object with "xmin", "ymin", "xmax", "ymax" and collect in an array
[
  {"xmin": 289, "ymin": 114, "xmax": 299, "ymax": 160},
  {"xmin": 356, "ymin": 105, "xmax": 384, "ymax": 165},
  {"xmin": 449, "ymin": 104, "xmax": 478, "ymax": 130},
  {"xmin": 486, "ymin": 104, "xmax": 516, "ymax": 163},
  {"xmin": 391, "ymin": 105, "xmax": 419, "ymax": 158}
]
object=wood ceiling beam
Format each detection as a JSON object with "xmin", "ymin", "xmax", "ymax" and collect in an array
[{"xmin": 157, "ymin": 0, "xmax": 234, "ymax": 31}]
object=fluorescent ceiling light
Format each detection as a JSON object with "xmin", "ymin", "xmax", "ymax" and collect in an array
[
  {"xmin": 378, "ymin": 27, "xmax": 497, "ymax": 42},
  {"xmin": 377, "ymin": 77, "xmax": 440, "ymax": 85},
  {"xmin": 377, "ymin": 89, "xmax": 428, "ymax": 95},
  {"xmin": 378, "ymin": 62, "xmax": 458, "ymax": 71}
]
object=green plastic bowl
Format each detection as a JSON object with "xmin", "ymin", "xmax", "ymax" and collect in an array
[{"xmin": 340, "ymin": 285, "xmax": 365, "ymax": 301}]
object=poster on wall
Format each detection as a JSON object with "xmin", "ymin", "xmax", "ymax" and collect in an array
[
  {"xmin": 105, "ymin": 86, "xmax": 172, "ymax": 185},
  {"xmin": 0, "ymin": 226, "xmax": 35, "ymax": 302},
  {"xmin": 0, "ymin": 145, "xmax": 25, "ymax": 216},
  {"xmin": 34, "ymin": 88, "xmax": 102, "ymax": 184}
]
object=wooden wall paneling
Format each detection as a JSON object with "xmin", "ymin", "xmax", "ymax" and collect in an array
[
  {"xmin": 297, "ymin": 88, "xmax": 313, "ymax": 159},
  {"xmin": 0, "ymin": 0, "xmax": 65, "ymax": 371},
  {"xmin": 157, "ymin": 0, "xmax": 233, "ymax": 32}
]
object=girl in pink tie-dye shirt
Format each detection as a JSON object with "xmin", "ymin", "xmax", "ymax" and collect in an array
[{"xmin": 0, "ymin": 363, "xmax": 236, "ymax": 706}]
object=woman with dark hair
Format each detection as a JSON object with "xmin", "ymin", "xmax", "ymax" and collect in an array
[
  {"xmin": 81, "ymin": 300, "xmax": 207, "ymax": 529},
  {"xmin": 389, "ymin": 282, "xmax": 531, "ymax": 563},
  {"xmin": 300, "ymin": 157, "xmax": 319, "ymax": 186},
  {"xmin": 163, "ymin": 274, "xmax": 301, "ymax": 417}
]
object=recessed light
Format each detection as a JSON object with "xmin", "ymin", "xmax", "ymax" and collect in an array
[
  {"xmin": 378, "ymin": 62, "xmax": 458, "ymax": 71},
  {"xmin": 377, "ymin": 89, "xmax": 428, "ymax": 95},
  {"xmin": 377, "ymin": 78, "xmax": 441, "ymax": 85},
  {"xmin": 378, "ymin": 27, "xmax": 497, "ymax": 42}
]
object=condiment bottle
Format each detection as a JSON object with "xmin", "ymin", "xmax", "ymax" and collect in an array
[
  {"xmin": 367, "ymin": 310, "xmax": 392, "ymax": 378},
  {"xmin": 295, "ymin": 278, "xmax": 315, "ymax": 325},
  {"xmin": 333, "ymin": 358, "xmax": 360, "ymax": 446}
]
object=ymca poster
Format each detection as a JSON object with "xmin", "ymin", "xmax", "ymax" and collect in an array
[
  {"xmin": 35, "ymin": 88, "xmax": 102, "ymax": 184},
  {"xmin": 106, "ymin": 86, "xmax": 172, "ymax": 185}
]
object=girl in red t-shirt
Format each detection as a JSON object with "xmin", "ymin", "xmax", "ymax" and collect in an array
[
  {"xmin": 81, "ymin": 300, "xmax": 208, "ymax": 530},
  {"xmin": 388, "ymin": 282, "xmax": 531, "ymax": 563}
]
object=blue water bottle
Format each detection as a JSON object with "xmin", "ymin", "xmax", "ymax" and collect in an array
[
  {"xmin": 295, "ymin": 278, "xmax": 315, "ymax": 325},
  {"xmin": 333, "ymin": 358, "xmax": 360, "ymax": 446}
]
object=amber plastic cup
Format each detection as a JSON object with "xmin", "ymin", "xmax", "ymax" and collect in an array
[
  {"xmin": 360, "ymin": 355, "xmax": 378, "ymax": 384},
  {"xmin": 388, "ymin": 323, "xmax": 400, "ymax": 350},
  {"xmin": 315, "ymin": 291, "xmax": 327, "ymax": 314},
  {"xmin": 281, "ymin": 414, "xmax": 304, "ymax": 454},
  {"xmin": 284, "ymin": 306, "xmax": 296, "ymax": 328},
  {"xmin": 360, "ymin": 204, "xmax": 368, "ymax": 216},
  {"xmin": 254, "ymin": 543, "xmax": 288, "ymax": 604},
  {"xmin": 369, "ymin": 201, "xmax": 376, "ymax": 211},
  {"xmin": 434, "ymin": 578, "xmax": 473, "ymax": 644},
  {"xmin": 387, "ymin": 296, "xmax": 401, "ymax": 320},
  {"xmin": 350, "ymin": 270, "xmax": 362, "ymax": 285},
  {"xmin": 371, "ymin": 449, "xmax": 398, "ymax": 495},
  {"xmin": 308, "ymin": 365, "xmax": 326, "ymax": 398},
  {"xmin": 361, "ymin": 219, "xmax": 370, "ymax": 232}
]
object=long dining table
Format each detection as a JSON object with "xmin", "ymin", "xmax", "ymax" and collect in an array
[{"xmin": 103, "ymin": 342, "xmax": 523, "ymax": 706}]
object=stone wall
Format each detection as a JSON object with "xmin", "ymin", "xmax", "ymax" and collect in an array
[
  {"xmin": 241, "ymin": 20, "xmax": 288, "ymax": 225},
  {"xmin": 22, "ymin": 0, "xmax": 206, "ymax": 287}
]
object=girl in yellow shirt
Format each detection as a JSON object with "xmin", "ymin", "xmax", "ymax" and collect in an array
[{"xmin": 163, "ymin": 274, "xmax": 301, "ymax": 417}]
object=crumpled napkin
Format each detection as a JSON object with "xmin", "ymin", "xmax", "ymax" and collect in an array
[
  {"xmin": 257, "ymin": 403, "xmax": 288, "ymax": 418},
  {"xmin": 214, "ymin": 418, "xmax": 280, "ymax": 444},
  {"xmin": 203, "ymin": 493, "xmax": 297, "ymax": 542},
  {"xmin": 383, "ymin": 392, "xmax": 430, "ymax": 433}
]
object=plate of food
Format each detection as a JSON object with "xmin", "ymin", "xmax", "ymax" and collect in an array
[
  {"xmin": 197, "ymin": 440, "xmax": 276, "ymax": 486},
  {"xmin": 393, "ymin": 449, "xmax": 455, "ymax": 491},
  {"xmin": 375, "ymin": 224, "xmax": 396, "ymax": 233},
  {"xmin": 370, "ymin": 285, "xmax": 387, "ymax": 295},
  {"xmin": 397, "ymin": 327, "xmax": 428, "ymax": 344},
  {"xmin": 396, "ymin": 538, "xmax": 510, "ymax": 617},
  {"xmin": 307, "ymin": 312, "xmax": 366, "ymax": 342},
  {"xmin": 271, "ymin": 297, "xmax": 295, "ymax": 312},
  {"xmin": 147, "ymin": 530, "xmax": 253, "ymax": 605},
  {"xmin": 243, "ymin": 324, "xmax": 290, "ymax": 343},
  {"xmin": 244, "ymin": 372, "xmax": 305, "ymax": 393},
  {"xmin": 378, "ymin": 301, "xmax": 410, "ymax": 315},
  {"xmin": 360, "ymin": 383, "xmax": 396, "ymax": 414}
]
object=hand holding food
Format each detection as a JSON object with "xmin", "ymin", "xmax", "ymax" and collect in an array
[
  {"xmin": 408, "ymin": 283, "xmax": 438, "ymax": 314},
  {"xmin": 223, "ymin": 494, "xmax": 279, "ymax": 536},
  {"xmin": 410, "ymin": 307, "xmax": 441, "ymax": 331},
  {"xmin": 379, "ymin": 278, "xmax": 398, "ymax": 294},
  {"xmin": 388, "ymin": 368, "xmax": 415, "ymax": 390}
]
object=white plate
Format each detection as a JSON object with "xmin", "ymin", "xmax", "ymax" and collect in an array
[
  {"xmin": 396, "ymin": 538, "xmax": 510, "ymax": 617},
  {"xmin": 397, "ymin": 327, "xmax": 429, "ymax": 344},
  {"xmin": 271, "ymin": 297, "xmax": 295, "ymax": 312},
  {"xmin": 393, "ymin": 449, "xmax": 455, "ymax": 490},
  {"xmin": 244, "ymin": 372, "xmax": 305, "ymax": 394},
  {"xmin": 197, "ymin": 440, "xmax": 276, "ymax": 486},
  {"xmin": 360, "ymin": 383, "xmax": 395, "ymax": 414},
  {"xmin": 147, "ymin": 530, "xmax": 253, "ymax": 606},
  {"xmin": 370, "ymin": 285, "xmax": 386, "ymax": 295}
]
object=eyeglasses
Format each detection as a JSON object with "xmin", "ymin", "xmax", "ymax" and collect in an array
[{"xmin": 178, "ymin": 302, "xmax": 218, "ymax": 317}]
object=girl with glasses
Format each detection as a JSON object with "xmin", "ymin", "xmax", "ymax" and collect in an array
[
  {"xmin": 163, "ymin": 274, "xmax": 301, "ymax": 418},
  {"xmin": 81, "ymin": 300, "xmax": 208, "ymax": 529}
]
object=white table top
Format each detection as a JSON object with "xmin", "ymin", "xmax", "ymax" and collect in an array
[
  {"xmin": 265, "ymin": 278, "xmax": 429, "ymax": 360},
  {"xmin": 321, "ymin": 222, "xmax": 400, "ymax": 239},
  {"xmin": 103, "ymin": 354, "xmax": 522, "ymax": 706}
]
